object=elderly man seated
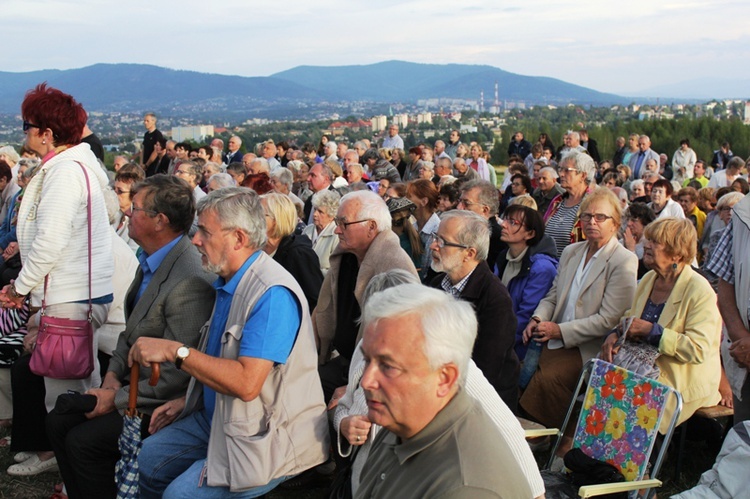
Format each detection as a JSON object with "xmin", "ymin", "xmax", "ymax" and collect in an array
[
  {"xmin": 356, "ymin": 284, "xmax": 542, "ymax": 498},
  {"xmin": 132, "ymin": 187, "xmax": 329, "ymax": 498}
]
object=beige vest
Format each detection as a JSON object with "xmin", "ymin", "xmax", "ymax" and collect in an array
[{"xmin": 182, "ymin": 252, "xmax": 329, "ymax": 491}]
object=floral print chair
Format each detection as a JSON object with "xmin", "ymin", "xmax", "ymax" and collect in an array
[{"xmin": 530, "ymin": 359, "xmax": 683, "ymax": 498}]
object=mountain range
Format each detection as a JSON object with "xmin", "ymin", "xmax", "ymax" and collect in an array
[{"xmin": 0, "ymin": 61, "xmax": 632, "ymax": 115}]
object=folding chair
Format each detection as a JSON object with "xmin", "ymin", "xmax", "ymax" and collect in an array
[{"xmin": 527, "ymin": 358, "xmax": 683, "ymax": 498}]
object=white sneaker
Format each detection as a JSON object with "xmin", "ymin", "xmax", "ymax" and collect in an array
[{"xmin": 7, "ymin": 455, "xmax": 59, "ymax": 476}]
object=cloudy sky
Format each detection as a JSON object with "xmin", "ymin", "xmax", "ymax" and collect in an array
[{"xmin": 5, "ymin": 0, "xmax": 749, "ymax": 96}]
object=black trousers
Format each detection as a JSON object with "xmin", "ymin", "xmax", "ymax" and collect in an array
[
  {"xmin": 46, "ymin": 409, "xmax": 124, "ymax": 499},
  {"xmin": 10, "ymin": 354, "xmax": 49, "ymax": 452}
]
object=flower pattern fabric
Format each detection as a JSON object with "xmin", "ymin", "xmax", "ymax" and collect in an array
[{"xmin": 573, "ymin": 359, "xmax": 670, "ymax": 482}]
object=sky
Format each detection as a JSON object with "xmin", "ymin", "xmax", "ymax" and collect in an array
[{"xmin": 5, "ymin": 0, "xmax": 750, "ymax": 96}]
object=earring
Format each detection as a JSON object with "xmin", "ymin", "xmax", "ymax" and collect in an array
[
  {"xmin": 42, "ymin": 140, "xmax": 46, "ymax": 145},
  {"xmin": 672, "ymin": 263, "xmax": 677, "ymax": 270}
]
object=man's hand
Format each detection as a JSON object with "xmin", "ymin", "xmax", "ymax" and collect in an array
[
  {"xmin": 85, "ymin": 388, "xmax": 117, "ymax": 419},
  {"xmin": 149, "ymin": 397, "xmax": 186, "ymax": 434},
  {"xmin": 129, "ymin": 337, "xmax": 181, "ymax": 368},
  {"xmin": 340, "ymin": 415, "xmax": 372, "ymax": 446},
  {"xmin": 531, "ymin": 321, "xmax": 562, "ymax": 343},
  {"xmin": 729, "ymin": 336, "xmax": 750, "ymax": 368}
]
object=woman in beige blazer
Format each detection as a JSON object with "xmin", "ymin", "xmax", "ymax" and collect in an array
[
  {"xmin": 601, "ymin": 217, "xmax": 721, "ymax": 432},
  {"xmin": 519, "ymin": 188, "xmax": 638, "ymax": 431}
]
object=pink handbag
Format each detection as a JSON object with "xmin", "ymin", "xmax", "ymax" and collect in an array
[{"xmin": 29, "ymin": 163, "xmax": 95, "ymax": 380}]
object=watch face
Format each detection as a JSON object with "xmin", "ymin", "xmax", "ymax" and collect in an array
[{"xmin": 177, "ymin": 346, "xmax": 189, "ymax": 358}]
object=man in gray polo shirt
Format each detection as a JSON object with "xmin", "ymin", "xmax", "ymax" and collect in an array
[{"xmin": 356, "ymin": 284, "xmax": 537, "ymax": 498}]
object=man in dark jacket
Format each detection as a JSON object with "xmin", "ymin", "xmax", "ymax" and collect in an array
[
  {"xmin": 428, "ymin": 210, "xmax": 519, "ymax": 412},
  {"xmin": 507, "ymin": 131, "xmax": 532, "ymax": 160}
]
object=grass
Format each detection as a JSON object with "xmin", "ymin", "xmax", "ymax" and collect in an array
[{"xmin": 0, "ymin": 417, "xmax": 727, "ymax": 498}]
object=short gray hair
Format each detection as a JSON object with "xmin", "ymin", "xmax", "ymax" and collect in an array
[
  {"xmin": 311, "ymin": 189, "xmax": 341, "ymax": 218},
  {"xmin": 461, "ymin": 180, "xmax": 499, "ymax": 215},
  {"xmin": 439, "ymin": 210, "xmax": 490, "ymax": 261},
  {"xmin": 179, "ymin": 160, "xmax": 203, "ymax": 185},
  {"xmin": 250, "ymin": 158, "xmax": 270, "ymax": 174},
  {"xmin": 340, "ymin": 190, "xmax": 391, "ymax": 233},
  {"xmin": 716, "ymin": 191, "xmax": 744, "ymax": 210},
  {"xmin": 360, "ymin": 270, "xmax": 420, "ymax": 311},
  {"xmin": 286, "ymin": 160, "xmax": 304, "ymax": 173},
  {"xmin": 270, "ymin": 167, "xmax": 293, "ymax": 189},
  {"xmin": 539, "ymin": 166, "xmax": 558, "ymax": 179},
  {"xmin": 560, "ymin": 149, "xmax": 596, "ymax": 183},
  {"xmin": 208, "ymin": 173, "xmax": 235, "ymax": 189},
  {"xmin": 630, "ymin": 179, "xmax": 645, "ymax": 191},
  {"xmin": 197, "ymin": 187, "xmax": 266, "ymax": 250},
  {"xmin": 362, "ymin": 284, "xmax": 477, "ymax": 385}
]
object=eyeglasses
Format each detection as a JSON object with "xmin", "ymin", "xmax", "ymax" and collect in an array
[
  {"xmin": 580, "ymin": 213, "xmax": 614, "ymax": 223},
  {"xmin": 22, "ymin": 121, "xmax": 40, "ymax": 132},
  {"xmin": 333, "ymin": 217, "xmax": 372, "ymax": 229},
  {"xmin": 114, "ymin": 187, "xmax": 130, "ymax": 195},
  {"xmin": 127, "ymin": 203, "xmax": 158, "ymax": 217},
  {"xmin": 175, "ymin": 169, "xmax": 190, "ymax": 175},
  {"xmin": 719, "ymin": 206, "xmax": 733, "ymax": 212},
  {"xmin": 557, "ymin": 167, "xmax": 578, "ymax": 174},
  {"xmin": 499, "ymin": 217, "xmax": 524, "ymax": 229},
  {"xmin": 458, "ymin": 197, "xmax": 487, "ymax": 209},
  {"xmin": 430, "ymin": 232, "xmax": 468, "ymax": 250}
]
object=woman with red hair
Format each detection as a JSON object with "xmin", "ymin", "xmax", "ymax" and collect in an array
[{"xmin": 1, "ymin": 84, "xmax": 113, "ymax": 475}]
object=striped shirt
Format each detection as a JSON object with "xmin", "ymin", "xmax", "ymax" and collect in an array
[{"xmin": 546, "ymin": 202, "xmax": 581, "ymax": 259}]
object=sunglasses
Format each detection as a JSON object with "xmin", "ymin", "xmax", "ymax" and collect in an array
[{"xmin": 22, "ymin": 121, "xmax": 40, "ymax": 132}]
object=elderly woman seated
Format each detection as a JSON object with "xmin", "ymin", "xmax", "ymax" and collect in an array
[
  {"xmin": 260, "ymin": 192, "xmax": 323, "ymax": 311},
  {"xmin": 519, "ymin": 188, "xmax": 638, "ymax": 441},
  {"xmin": 301, "ymin": 189, "xmax": 341, "ymax": 275},
  {"xmin": 601, "ymin": 217, "xmax": 722, "ymax": 432},
  {"xmin": 622, "ymin": 202, "xmax": 657, "ymax": 279}
]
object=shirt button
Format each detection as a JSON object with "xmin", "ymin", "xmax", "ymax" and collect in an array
[{"xmin": 380, "ymin": 473, "xmax": 386, "ymax": 480}]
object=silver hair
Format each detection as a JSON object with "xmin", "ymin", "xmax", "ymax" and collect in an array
[
  {"xmin": 180, "ymin": 160, "xmax": 203, "ymax": 185},
  {"xmin": 208, "ymin": 173, "xmax": 235, "ymax": 189},
  {"xmin": 21, "ymin": 163, "xmax": 40, "ymax": 180},
  {"xmin": 18, "ymin": 157, "xmax": 41, "ymax": 170},
  {"xmin": 460, "ymin": 180, "xmax": 500, "ymax": 215},
  {"xmin": 346, "ymin": 163, "xmax": 364, "ymax": 176},
  {"xmin": 362, "ymin": 284, "xmax": 477, "ymax": 385},
  {"xmin": 630, "ymin": 179, "xmax": 645, "ymax": 191},
  {"xmin": 568, "ymin": 131, "xmax": 581, "ymax": 142},
  {"xmin": 0, "ymin": 146, "xmax": 20, "ymax": 164},
  {"xmin": 311, "ymin": 189, "xmax": 341, "ymax": 218},
  {"xmin": 716, "ymin": 191, "xmax": 744, "ymax": 210},
  {"xmin": 421, "ymin": 161, "xmax": 435, "ymax": 172},
  {"xmin": 439, "ymin": 210, "xmax": 490, "ymax": 261},
  {"xmin": 197, "ymin": 187, "xmax": 266, "ymax": 249},
  {"xmin": 230, "ymin": 134, "xmax": 242, "ymax": 145},
  {"xmin": 353, "ymin": 141, "xmax": 367, "ymax": 150},
  {"xmin": 250, "ymin": 158, "xmax": 270, "ymax": 174},
  {"xmin": 270, "ymin": 167, "xmax": 293, "ymax": 188},
  {"xmin": 360, "ymin": 270, "xmax": 420, "ymax": 312},
  {"xmin": 286, "ymin": 160, "xmax": 304, "ymax": 172},
  {"xmin": 539, "ymin": 166, "xmax": 558, "ymax": 179},
  {"xmin": 340, "ymin": 190, "xmax": 391, "ymax": 233},
  {"xmin": 560, "ymin": 149, "xmax": 596, "ymax": 183}
]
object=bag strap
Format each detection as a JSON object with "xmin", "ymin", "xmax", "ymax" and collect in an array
[{"xmin": 40, "ymin": 162, "xmax": 93, "ymax": 320}]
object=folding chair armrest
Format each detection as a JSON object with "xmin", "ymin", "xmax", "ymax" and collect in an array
[
  {"xmin": 524, "ymin": 428, "xmax": 560, "ymax": 438},
  {"xmin": 578, "ymin": 479, "xmax": 662, "ymax": 498}
]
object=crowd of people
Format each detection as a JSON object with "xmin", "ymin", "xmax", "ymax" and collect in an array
[{"xmin": 0, "ymin": 83, "xmax": 747, "ymax": 498}]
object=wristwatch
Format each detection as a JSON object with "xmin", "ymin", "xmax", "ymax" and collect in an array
[{"xmin": 175, "ymin": 345, "xmax": 190, "ymax": 370}]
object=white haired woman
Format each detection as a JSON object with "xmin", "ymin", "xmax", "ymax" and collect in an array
[{"xmin": 302, "ymin": 189, "xmax": 341, "ymax": 275}]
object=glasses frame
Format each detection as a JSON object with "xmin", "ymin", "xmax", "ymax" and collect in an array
[
  {"xmin": 580, "ymin": 213, "xmax": 614, "ymax": 223},
  {"xmin": 430, "ymin": 232, "xmax": 469, "ymax": 250},
  {"xmin": 127, "ymin": 202, "xmax": 158, "ymax": 217},
  {"xmin": 333, "ymin": 217, "xmax": 372, "ymax": 229},
  {"xmin": 22, "ymin": 121, "xmax": 40, "ymax": 132}
]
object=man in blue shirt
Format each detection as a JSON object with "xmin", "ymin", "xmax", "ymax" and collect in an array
[{"xmin": 132, "ymin": 187, "xmax": 329, "ymax": 498}]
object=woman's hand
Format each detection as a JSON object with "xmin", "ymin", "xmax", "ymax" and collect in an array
[
  {"xmin": 533, "ymin": 321, "xmax": 562, "ymax": 343},
  {"xmin": 2, "ymin": 242, "xmax": 18, "ymax": 261},
  {"xmin": 0, "ymin": 284, "xmax": 25, "ymax": 310},
  {"xmin": 340, "ymin": 414, "xmax": 372, "ymax": 446},
  {"xmin": 600, "ymin": 332, "xmax": 620, "ymax": 363},
  {"xmin": 626, "ymin": 318, "xmax": 653, "ymax": 339}
]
